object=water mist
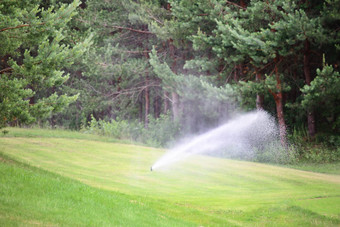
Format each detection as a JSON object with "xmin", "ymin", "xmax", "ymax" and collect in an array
[{"xmin": 151, "ymin": 110, "xmax": 280, "ymax": 170}]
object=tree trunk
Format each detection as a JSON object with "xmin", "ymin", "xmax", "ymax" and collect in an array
[
  {"xmin": 153, "ymin": 90, "xmax": 161, "ymax": 119},
  {"xmin": 255, "ymin": 69, "xmax": 264, "ymax": 109},
  {"xmin": 234, "ymin": 64, "xmax": 242, "ymax": 81},
  {"xmin": 144, "ymin": 77, "xmax": 150, "ymax": 128},
  {"xmin": 304, "ymin": 39, "xmax": 316, "ymax": 138},
  {"xmin": 172, "ymin": 92, "xmax": 180, "ymax": 121},
  {"xmin": 143, "ymin": 45, "xmax": 150, "ymax": 128},
  {"xmin": 139, "ymin": 92, "xmax": 143, "ymax": 123},
  {"xmin": 275, "ymin": 92, "xmax": 287, "ymax": 147},
  {"xmin": 164, "ymin": 91, "xmax": 170, "ymax": 114},
  {"xmin": 273, "ymin": 60, "xmax": 287, "ymax": 147},
  {"xmin": 169, "ymin": 38, "xmax": 180, "ymax": 121},
  {"xmin": 256, "ymin": 94, "xmax": 264, "ymax": 110},
  {"xmin": 240, "ymin": 0, "xmax": 247, "ymax": 8}
]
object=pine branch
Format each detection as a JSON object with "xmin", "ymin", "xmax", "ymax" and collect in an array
[
  {"xmin": 121, "ymin": 50, "xmax": 151, "ymax": 54},
  {"xmin": 0, "ymin": 67, "xmax": 13, "ymax": 74},
  {"xmin": 109, "ymin": 25, "xmax": 153, "ymax": 34},
  {"xmin": 0, "ymin": 24, "xmax": 30, "ymax": 32},
  {"xmin": 146, "ymin": 9, "xmax": 164, "ymax": 25},
  {"xmin": 226, "ymin": 1, "xmax": 246, "ymax": 10},
  {"xmin": 1, "ymin": 4, "xmax": 79, "ymax": 33},
  {"xmin": 258, "ymin": 61, "xmax": 274, "ymax": 72}
]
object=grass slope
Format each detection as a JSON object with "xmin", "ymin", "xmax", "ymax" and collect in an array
[
  {"xmin": 1, "ymin": 128, "xmax": 340, "ymax": 226},
  {"xmin": 0, "ymin": 155, "xmax": 191, "ymax": 226}
]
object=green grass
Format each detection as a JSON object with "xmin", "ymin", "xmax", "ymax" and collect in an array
[
  {"xmin": 1, "ymin": 128, "xmax": 340, "ymax": 226},
  {"xmin": 1, "ymin": 127, "xmax": 135, "ymax": 144},
  {"xmin": 286, "ymin": 162, "xmax": 340, "ymax": 175},
  {"xmin": 0, "ymin": 155, "xmax": 191, "ymax": 226}
]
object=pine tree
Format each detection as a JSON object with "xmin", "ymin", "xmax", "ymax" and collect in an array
[
  {"xmin": 301, "ymin": 65, "xmax": 340, "ymax": 135},
  {"xmin": 63, "ymin": 0, "xmax": 168, "ymax": 128},
  {"xmin": 0, "ymin": 0, "xmax": 92, "ymax": 129},
  {"xmin": 188, "ymin": 0, "xmax": 334, "ymax": 145}
]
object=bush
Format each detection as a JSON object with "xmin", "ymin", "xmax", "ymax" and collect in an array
[
  {"xmin": 84, "ymin": 115, "xmax": 130, "ymax": 140},
  {"xmin": 299, "ymin": 146, "xmax": 340, "ymax": 163},
  {"xmin": 84, "ymin": 115, "xmax": 339, "ymax": 163},
  {"xmin": 287, "ymin": 127, "xmax": 340, "ymax": 163},
  {"xmin": 84, "ymin": 114, "xmax": 180, "ymax": 147},
  {"xmin": 141, "ymin": 114, "xmax": 181, "ymax": 147},
  {"xmin": 316, "ymin": 133, "xmax": 340, "ymax": 147},
  {"xmin": 253, "ymin": 142, "xmax": 298, "ymax": 164}
]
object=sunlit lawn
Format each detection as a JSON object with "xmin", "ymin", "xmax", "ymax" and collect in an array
[{"xmin": 1, "ymin": 128, "xmax": 339, "ymax": 226}]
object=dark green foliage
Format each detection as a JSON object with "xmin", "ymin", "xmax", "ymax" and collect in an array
[
  {"xmin": 84, "ymin": 113, "xmax": 180, "ymax": 147},
  {"xmin": 301, "ymin": 65, "xmax": 340, "ymax": 133},
  {"xmin": 0, "ymin": 0, "xmax": 92, "ymax": 129},
  {"xmin": 143, "ymin": 114, "xmax": 181, "ymax": 147},
  {"xmin": 149, "ymin": 47, "xmax": 239, "ymax": 132},
  {"xmin": 253, "ymin": 144, "xmax": 299, "ymax": 164},
  {"xmin": 53, "ymin": 0, "xmax": 165, "ymax": 129}
]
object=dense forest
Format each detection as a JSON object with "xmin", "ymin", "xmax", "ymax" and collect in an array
[{"xmin": 1, "ymin": 0, "xmax": 339, "ymax": 162}]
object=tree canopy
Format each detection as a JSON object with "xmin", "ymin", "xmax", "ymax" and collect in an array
[
  {"xmin": 1, "ymin": 0, "xmax": 339, "ymax": 150},
  {"xmin": 0, "ymin": 0, "xmax": 92, "ymax": 128}
]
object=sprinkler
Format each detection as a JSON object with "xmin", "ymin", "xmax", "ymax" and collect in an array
[{"xmin": 150, "ymin": 166, "xmax": 153, "ymax": 171}]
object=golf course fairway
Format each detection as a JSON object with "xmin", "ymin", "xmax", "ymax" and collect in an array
[{"xmin": 1, "ymin": 128, "xmax": 339, "ymax": 226}]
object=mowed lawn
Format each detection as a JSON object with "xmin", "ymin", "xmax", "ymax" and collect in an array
[{"xmin": 1, "ymin": 128, "xmax": 340, "ymax": 226}]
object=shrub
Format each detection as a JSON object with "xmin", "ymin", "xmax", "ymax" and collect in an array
[
  {"xmin": 84, "ymin": 114, "xmax": 180, "ymax": 147},
  {"xmin": 287, "ymin": 127, "xmax": 340, "ymax": 163},
  {"xmin": 84, "ymin": 115, "xmax": 130, "ymax": 140},
  {"xmin": 253, "ymin": 142, "xmax": 299, "ymax": 164},
  {"xmin": 141, "ymin": 114, "xmax": 181, "ymax": 147},
  {"xmin": 300, "ymin": 146, "xmax": 340, "ymax": 163}
]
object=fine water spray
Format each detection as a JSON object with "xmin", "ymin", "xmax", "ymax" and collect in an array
[{"xmin": 151, "ymin": 110, "xmax": 280, "ymax": 171}]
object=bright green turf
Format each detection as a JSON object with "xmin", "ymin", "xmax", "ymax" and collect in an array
[
  {"xmin": 0, "ymin": 155, "xmax": 192, "ymax": 226},
  {"xmin": 286, "ymin": 162, "xmax": 340, "ymax": 175},
  {"xmin": 1, "ymin": 128, "xmax": 340, "ymax": 226},
  {"xmin": 1, "ymin": 127, "xmax": 133, "ymax": 144}
]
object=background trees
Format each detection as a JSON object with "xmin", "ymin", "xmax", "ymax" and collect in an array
[{"xmin": 1, "ymin": 0, "xmax": 339, "ymax": 154}]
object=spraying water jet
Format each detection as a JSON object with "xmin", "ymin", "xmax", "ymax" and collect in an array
[{"xmin": 151, "ymin": 110, "xmax": 281, "ymax": 170}]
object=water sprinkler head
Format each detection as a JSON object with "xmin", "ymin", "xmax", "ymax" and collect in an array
[{"xmin": 150, "ymin": 166, "xmax": 153, "ymax": 171}]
